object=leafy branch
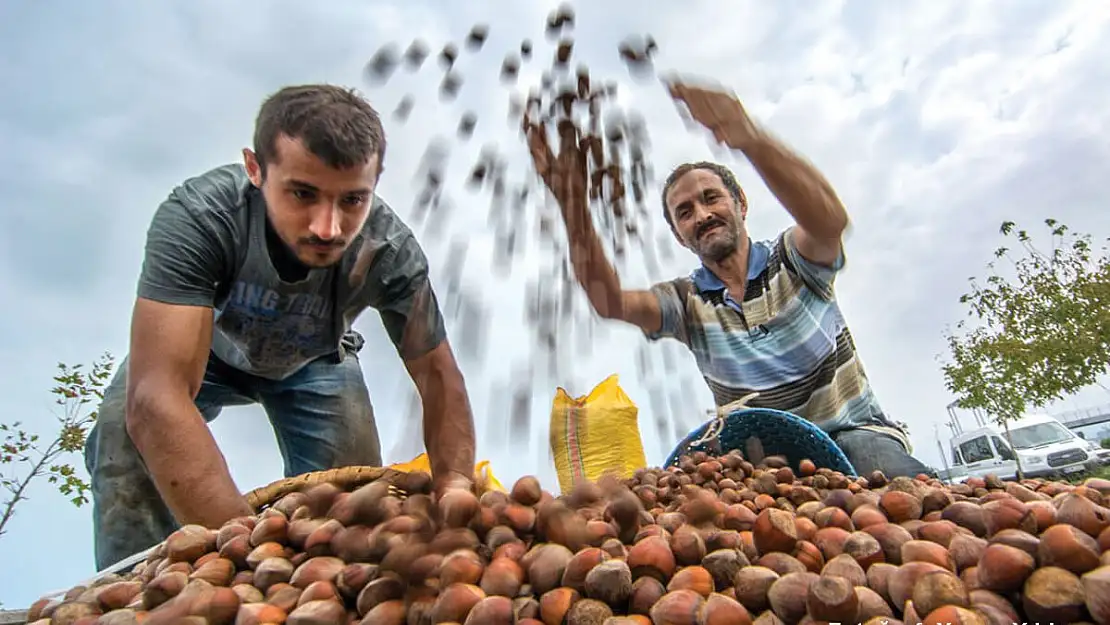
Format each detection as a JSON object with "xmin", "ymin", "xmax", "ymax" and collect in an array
[
  {"xmin": 940, "ymin": 219, "xmax": 1110, "ymax": 478},
  {"xmin": 0, "ymin": 352, "xmax": 115, "ymax": 539}
]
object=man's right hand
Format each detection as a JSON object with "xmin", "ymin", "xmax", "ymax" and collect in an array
[
  {"xmin": 126, "ymin": 297, "xmax": 253, "ymax": 529},
  {"xmin": 519, "ymin": 108, "xmax": 664, "ymax": 334},
  {"xmin": 522, "ymin": 112, "xmax": 588, "ymax": 216}
]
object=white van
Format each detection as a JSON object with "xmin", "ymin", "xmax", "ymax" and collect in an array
[
  {"xmin": 1080, "ymin": 436, "xmax": 1110, "ymax": 466},
  {"xmin": 948, "ymin": 413, "xmax": 1100, "ymax": 481}
]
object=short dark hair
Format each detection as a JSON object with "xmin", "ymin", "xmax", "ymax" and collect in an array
[
  {"xmin": 253, "ymin": 84, "xmax": 386, "ymax": 176},
  {"xmin": 660, "ymin": 161, "xmax": 747, "ymax": 227}
]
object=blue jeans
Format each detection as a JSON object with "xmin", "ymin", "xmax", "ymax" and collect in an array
[
  {"xmin": 83, "ymin": 343, "xmax": 382, "ymax": 571},
  {"xmin": 832, "ymin": 428, "xmax": 937, "ymax": 479}
]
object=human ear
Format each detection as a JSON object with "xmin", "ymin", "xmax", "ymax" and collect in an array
[{"xmin": 242, "ymin": 148, "xmax": 263, "ymax": 187}]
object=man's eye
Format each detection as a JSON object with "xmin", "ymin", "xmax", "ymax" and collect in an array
[
  {"xmin": 343, "ymin": 195, "xmax": 368, "ymax": 207},
  {"xmin": 292, "ymin": 189, "xmax": 316, "ymax": 202}
]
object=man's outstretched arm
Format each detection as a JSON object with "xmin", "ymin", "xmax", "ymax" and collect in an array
[
  {"xmin": 370, "ymin": 230, "xmax": 477, "ymax": 496},
  {"xmin": 734, "ymin": 129, "xmax": 848, "ymax": 267},
  {"xmin": 667, "ymin": 80, "xmax": 849, "ymax": 267},
  {"xmin": 127, "ymin": 171, "xmax": 253, "ymax": 527},
  {"xmin": 523, "ymin": 116, "xmax": 664, "ymax": 335},
  {"xmin": 126, "ymin": 298, "xmax": 253, "ymax": 527},
  {"xmin": 403, "ymin": 339, "xmax": 477, "ymax": 497}
]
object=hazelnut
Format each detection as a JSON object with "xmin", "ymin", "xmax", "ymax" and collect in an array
[
  {"xmin": 697, "ymin": 592, "xmax": 753, "ymax": 625},
  {"xmin": 753, "ymin": 508, "xmax": 800, "ymax": 556},
  {"xmin": 666, "ymin": 566, "xmax": 714, "ymax": 598},
  {"xmin": 648, "ymin": 589, "xmax": 706, "ymax": 625},
  {"xmin": 756, "ymin": 552, "xmax": 807, "ymax": 577},
  {"xmin": 1038, "ymin": 522, "xmax": 1101, "ymax": 575},
  {"xmin": 863, "ymin": 523, "xmax": 913, "ymax": 564},
  {"xmin": 1081, "ymin": 566, "xmax": 1110, "ymax": 625},
  {"xmin": 766, "ymin": 572, "xmax": 819, "ymax": 624},
  {"xmin": 627, "ymin": 576, "xmax": 666, "ymax": 616},
  {"xmin": 900, "ymin": 539, "xmax": 955, "ymax": 572},
  {"xmin": 948, "ymin": 534, "xmax": 988, "ymax": 572},
  {"xmin": 976, "ymin": 543, "xmax": 1035, "ymax": 593},
  {"xmin": 921, "ymin": 605, "xmax": 987, "ymax": 625},
  {"xmin": 289, "ymin": 556, "xmax": 344, "ymax": 590},
  {"xmin": 812, "ymin": 527, "xmax": 851, "ymax": 561},
  {"xmin": 793, "ymin": 540, "xmax": 824, "ymax": 574},
  {"xmin": 562, "ymin": 548, "xmax": 610, "ymax": 594},
  {"xmin": 510, "ymin": 475, "xmax": 542, "ymax": 506},
  {"xmin": 356, "ymin": 577, "xmax": 403, "ymax": 616},
  {"xmin": 1055, "ymin": 493, "xmax": 1110, "ymax": 538},
  {"xmin": 732, "ymin": 565, "xmax": 779, "ymax": 614},
  {"xmin": 1022, "ymin": 566, "xmax": 1085, "ymax": 624},
  {"xmin": 702, "ymin": 549, "xmax": 747, "ymax": 592},
  {"xmin": 911, "ymin": 570, "xmax": 969, "ymax": 616},
  {"xmin": 805, "ymin": 575, "xmax": 859, "ymax": 624},
  {"xmin": 528, "ymin": 544, "xmax": 575, "ymax": 596},
  {"xmin": 820, "ymin": 553, "xmax": 867, "ymax": 587},
  {"xmin": 627, "ymin": 536, "xmax": 676, "ymax": 583},
  {"xmin": 566, "ymin": 597, "xmax": 613, "ymax": 624},
  {"xmin": 480, "ymin": 557, "xmax": 524, "ymax": 597},
  {"xmin": 864, "ymin": 562, "xmax": 897, "ymax": 604},
  {"xmin": 584, "ymin": 559, "xmax": 633, "ymax": 607},
  {"xmin": 429, "ymin": 583, "xmax": 485, "ymax": 624},
  {"xmin": 854, "ymin": 585, "xmax": 894, "ymax": 622},
  {"xmin": 969, "ymin": 589, "xmax": 1018, "ymax": 623},
  {"xmin": 843, "ymin": 531, "xmax": 884, "ymax": 571},
  {"xmin": 671, "ymin": 525, "xmax": 707, "ymax": 566},
  {"xmin": 941, "ymin": 501, "xmax": 987, "ymax": 537},
  {"xmin": 539, "ymin": 587, "xmax": 580, "ymax": 624},
  {"xmin": 879, "ymin": 490, "xmax": 922, "ymax": 523},
  {"xmin": 888, "ymin": 561, "xmax": 948, "ymax": 608}
]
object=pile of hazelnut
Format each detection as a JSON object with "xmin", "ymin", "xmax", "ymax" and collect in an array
[{"xmin": 25, "ymin": 448, "xmax": 1110, "ymax": 625}]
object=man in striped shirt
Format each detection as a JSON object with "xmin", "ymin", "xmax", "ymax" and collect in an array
[{"xmin": 524, "ymin": 80, "xmax": 934, "ymax": 478}]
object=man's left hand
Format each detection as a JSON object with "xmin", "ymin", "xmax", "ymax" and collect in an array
[
  {"xmin": 434, "ymin": 471, "xmax": 480, "ymax": 529},
  {"xmin": 664, "ymin": 78, "xmax": 762, "ymax": 150},
  {"xmin": 433, "ymin": 470, "xmax": 475, "ymax": 502}
]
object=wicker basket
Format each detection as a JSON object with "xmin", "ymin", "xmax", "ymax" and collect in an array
[
  {"xmin": 244, "ymin": 465, "xmax": 423, "ymax": 512},
  {"xmin": 664, "ymin": 407, "xmax": 857, "ymax": 476}
]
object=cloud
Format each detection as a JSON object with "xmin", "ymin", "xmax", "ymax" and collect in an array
[{"xmin": 2, "ymin": 0, "xmax": 1110, "ymax": 607}]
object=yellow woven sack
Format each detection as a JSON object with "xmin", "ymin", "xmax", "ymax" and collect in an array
[
  {"xmin": 387, "ymin": 452, "xmax": 507, "ymax": 494},
  {"xmin": 549, "ymin": 374, "xmax": 648, "ymax": 495}
]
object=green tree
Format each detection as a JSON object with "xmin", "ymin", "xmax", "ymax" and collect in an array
[
  {"xmin": 940, "ymin": 219, "xmax": 1110, "ymax": 480},
  {"xmin": 0, "ymin": 352, "xmax": 114, "ymax": 539}
]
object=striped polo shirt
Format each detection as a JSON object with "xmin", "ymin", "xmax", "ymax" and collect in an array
[{"xmin": 646, "ymin": 227, "xmax": 910, "ymax": 450}]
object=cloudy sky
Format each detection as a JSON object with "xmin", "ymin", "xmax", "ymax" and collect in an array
[{"xmin": 3, "ymin": 0, "xmax": 1110, "ymax": 606}]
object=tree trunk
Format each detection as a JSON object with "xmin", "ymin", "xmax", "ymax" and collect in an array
[{"xmin": 1003, "ymin": 418, "xmax": 1024, "ymax": 481}]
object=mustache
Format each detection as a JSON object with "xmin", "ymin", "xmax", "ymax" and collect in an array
[
  {"xmin": 695, "ymin": 218, "xmax": 727, "ymax": 239},
  {"xmin": 299, "ymin": 236, "xmax": 345, "ymax": 248}
]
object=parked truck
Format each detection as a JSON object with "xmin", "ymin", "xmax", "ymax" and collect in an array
[{"xmin": 947, "ymin": 413, "xmax": 1101, "ymax": 481}]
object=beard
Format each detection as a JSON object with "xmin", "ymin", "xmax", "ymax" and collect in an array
[{"xmin": 693, "ymin": 220, "xmax": 741, "ymax": 263}]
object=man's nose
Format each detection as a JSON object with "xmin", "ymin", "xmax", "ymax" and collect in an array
[
  {"xmin": 692, "ymin": 202, "xmax": 715, "ymax": 224},
  {"xmin": 308, "ymin": 205, "xmax": 341, "ymax": 241}
]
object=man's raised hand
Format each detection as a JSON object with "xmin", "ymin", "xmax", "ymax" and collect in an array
[{"xmin": 521, "ymin": 112, "xmax": 588, "ymax": 211}]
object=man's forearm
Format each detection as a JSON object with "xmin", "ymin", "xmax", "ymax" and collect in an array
[
  {"xmin": 739, "ymin": 129, "xmax": 849, "ymax": 240},
  {"xmin": 559, "ymin": 197, "xmax": 626, "ymax": 319},
  {"xmin": 127, "ymin": 392, "xmax": 251, "ymax": 527},
  {"xmin": 420, "ymin": 373, "xmax": 477, "ymax": 485}
]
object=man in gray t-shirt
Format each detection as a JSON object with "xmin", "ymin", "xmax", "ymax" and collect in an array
[{"xmin": 83, "ymin": 84, "xmax": 478, "ymax": 571}]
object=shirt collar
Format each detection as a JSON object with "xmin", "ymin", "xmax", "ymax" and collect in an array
[{"xmin": 690, "ymin": 238, "xmax": 769, "ymax": 293}]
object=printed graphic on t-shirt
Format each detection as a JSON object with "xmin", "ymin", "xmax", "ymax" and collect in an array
[{"xmin": 217, "ymin": 279, "xmax": 336, "ymax": 373}]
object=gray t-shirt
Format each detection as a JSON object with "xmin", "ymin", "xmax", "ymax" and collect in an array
[{"xmin": 136, "ymin": 163, "xmax": 447, "ymax": 380}]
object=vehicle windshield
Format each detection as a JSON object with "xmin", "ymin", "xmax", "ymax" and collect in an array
[{"xmin": 1007, "ymin": 422, "xmax": 1073, "ymax": 449}]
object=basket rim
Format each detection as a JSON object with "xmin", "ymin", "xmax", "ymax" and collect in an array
[
  {"xmin": 664, "ymin": 407, "xmax": 855, "ymax": 474},
  {"xmin": 244, "ymin": 465, "xmax": 414, "ymax": 512}
]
